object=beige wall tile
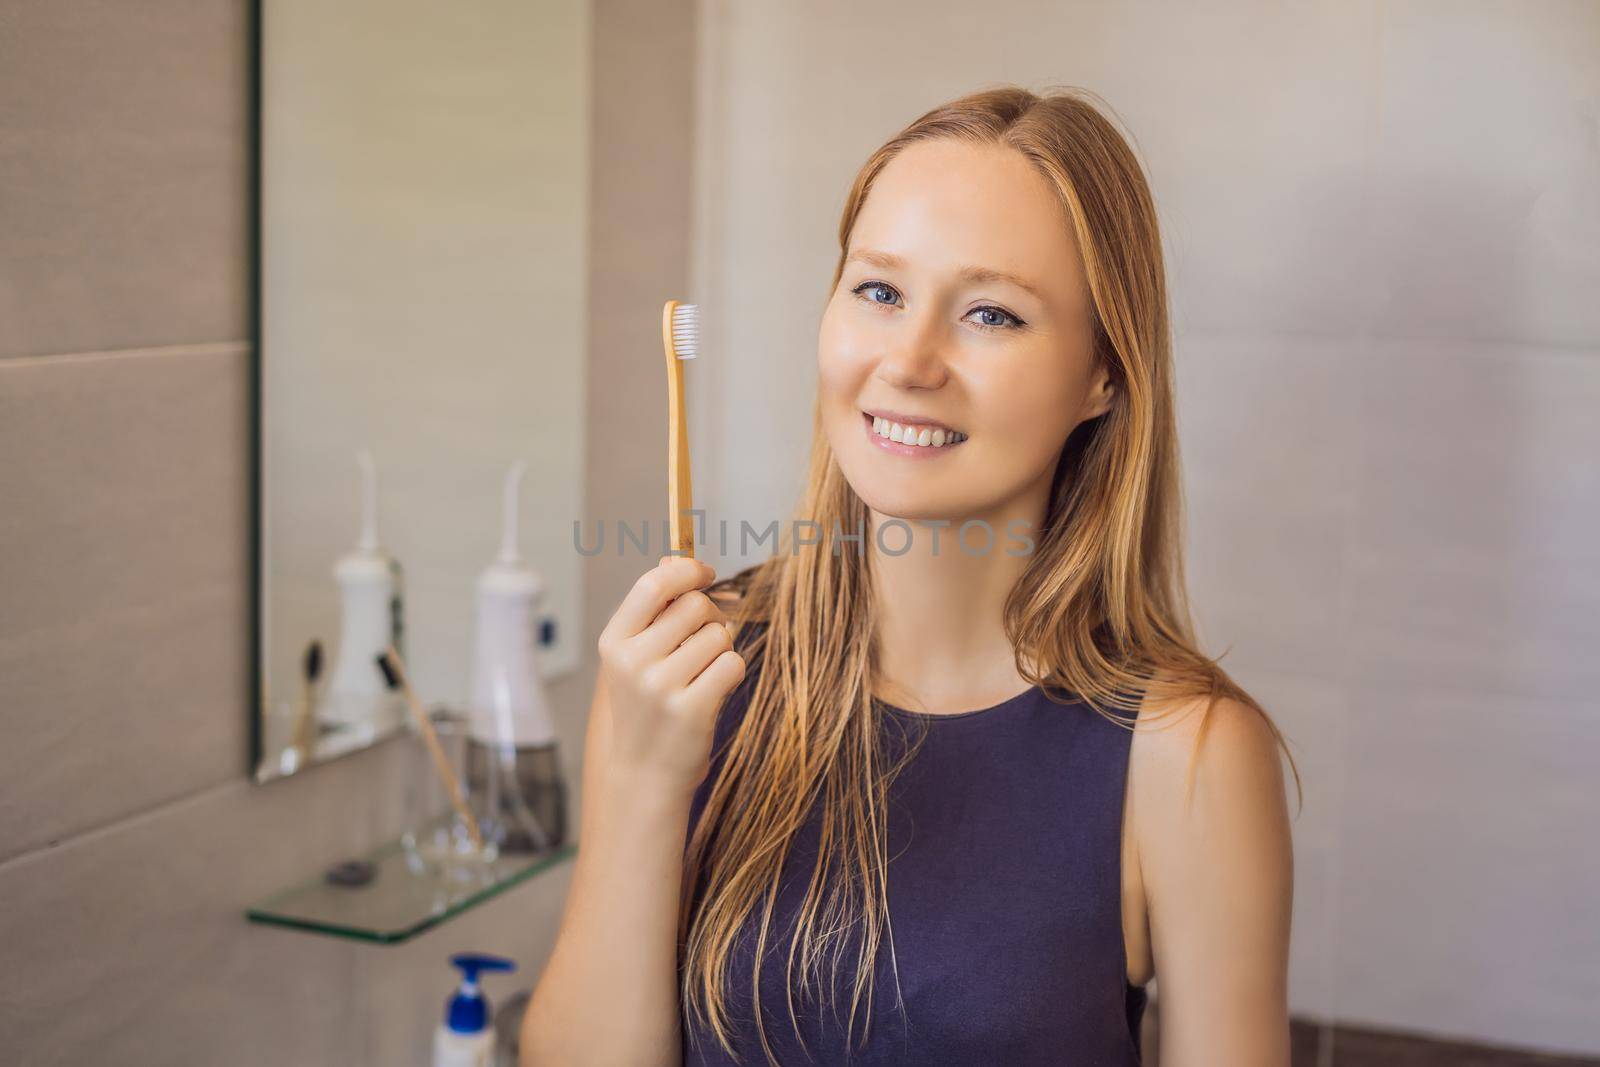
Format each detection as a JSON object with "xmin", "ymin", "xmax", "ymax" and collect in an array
[
  {"xmin": 1177, "ymin": 332, "xmax": 1363, "ymax": 684},
  {"xmin": 0, "ymin": 0, "xmax": 251, "ymax": 360},
  {"xmin": 1334, "ymin": 681, "xmax": 1600, "ymax": 1054},
  {"xmin": 1348, "ymin": 339, "xmax": 1600, "ymax": 704},
  {"xmin": 0, "ymin": 344, "xmax": 251, "ymax": 860},
  {"xmin": 1364, "ymin": 0, "xmax": 1600, "ymax": 349}
]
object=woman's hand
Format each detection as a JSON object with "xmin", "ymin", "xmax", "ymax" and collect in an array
[
  {"xmin": 596, "ymin": 554, "xmax": 747, "ymax": 799},
  {"xmin": 523, "ymin": 555, "xmax": 743, "ymax": 1066}
]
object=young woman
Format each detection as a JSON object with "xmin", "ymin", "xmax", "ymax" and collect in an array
[{"xmin": 525, "ymin": 86, "xmax": 1299, "ymax": 1067}]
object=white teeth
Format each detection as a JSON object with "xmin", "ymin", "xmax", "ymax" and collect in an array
[{"xmin": 870, "ymin": 415, "xmax": 966, "ymax": 448}]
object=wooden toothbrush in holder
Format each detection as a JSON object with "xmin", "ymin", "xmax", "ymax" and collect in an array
[{"xmin": 375, "ymin": 645, "xmax": 485, "ymax": 854}]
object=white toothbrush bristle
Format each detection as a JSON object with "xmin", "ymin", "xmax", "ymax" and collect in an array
[{"xmin": 672, "ymin": 303, "xmax": 699, "ymax": 359}]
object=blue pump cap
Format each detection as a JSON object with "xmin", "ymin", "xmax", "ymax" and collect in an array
[{"xmin": 445, "ymin": 953, "xmax": 517, "ymax": 1034}]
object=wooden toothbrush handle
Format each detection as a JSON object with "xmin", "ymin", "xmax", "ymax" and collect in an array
[
  {"xmin": 290, "ymin": 681, "xmax": 316, "ymax": 759},
  {"xmin": 662, "ymin": 301, "xmax": 695, "ymax": 559},
  {"xmin": 384, "ymin": 647, "xmax": 485, "ymax": 853}
]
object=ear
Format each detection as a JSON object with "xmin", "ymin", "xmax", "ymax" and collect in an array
[{"xmin": 1083, "ymin": 364, "xmax": 1116, "ymax": 421}]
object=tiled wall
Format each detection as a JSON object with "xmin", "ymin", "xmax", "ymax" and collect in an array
[
  {"xmin": 0, "ymin": 0, "xmax": 696, "ymax": 1062},
  {"xmin": 686, "ymin": 0, "xmax": 1600, "ymax": 1058}
]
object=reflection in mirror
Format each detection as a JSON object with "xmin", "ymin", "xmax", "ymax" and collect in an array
[{"xmin": 255, "ymin": 0, "xmax": 590, "ymax": 782}]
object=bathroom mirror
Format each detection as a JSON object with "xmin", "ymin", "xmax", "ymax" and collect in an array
[{"xmin": 253, "ymin": 0, "xmax": 590, "ymax": 782}]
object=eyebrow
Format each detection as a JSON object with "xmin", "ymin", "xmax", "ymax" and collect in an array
[{"xmin": 844, "ymin": 248, "xmax": 1047, "ymax": 302}]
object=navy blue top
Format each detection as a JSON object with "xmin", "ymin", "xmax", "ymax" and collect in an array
[{"xmin": 680, "ymin": 626, "xmax": 1148, "ymax": 1066}]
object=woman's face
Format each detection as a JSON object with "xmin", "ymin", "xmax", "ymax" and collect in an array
[{"xmin": 817, "ymin": 138, "xmax": 1111, "ymax": 530}]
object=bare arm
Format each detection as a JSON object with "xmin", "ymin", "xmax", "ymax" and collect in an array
[
  {"xmin": 521, "ymin": 672, "xmax": 693, "ymax": 1065},
  {"xmin": 522, "ymin": 558, "xmax": 745, "ymax": 1067},
  {"xmin": 1135, "ymin": 695, "xmax": 1295, "ymax": 1066}
]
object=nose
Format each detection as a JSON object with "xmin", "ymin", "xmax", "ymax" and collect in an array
[{"xmin": 874, "ymin": 316, "xmax": 949, "ymax": 391}]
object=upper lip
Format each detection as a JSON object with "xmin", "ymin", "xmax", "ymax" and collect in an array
[{"xmin": 862, "ymin": 408, "xmax": 962, "ymax": 435}]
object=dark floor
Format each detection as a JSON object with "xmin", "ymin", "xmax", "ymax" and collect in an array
[{"xmin": 1137, "ymin": 1004, "xmax": 1600, "ymax": 1065}]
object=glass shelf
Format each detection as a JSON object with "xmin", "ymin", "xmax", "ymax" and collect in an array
[{"xmin": 246, "ymin": 817, "xmax": 576, "ymax": 945}]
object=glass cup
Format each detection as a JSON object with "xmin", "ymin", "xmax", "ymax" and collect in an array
[{"xmin": 399, "ymin": 709, "xmax": 499, "ymax": 879}]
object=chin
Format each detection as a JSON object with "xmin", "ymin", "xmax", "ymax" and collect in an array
[
  {"xmin": 862, "ymin": 496, "xmax": 955, "ymax": 525},
  {"xmin": 849, "ymin": 477, "xmax": 975, "ymax": 528}
]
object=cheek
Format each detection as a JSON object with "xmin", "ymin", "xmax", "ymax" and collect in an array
[
  {"xmin": 977, "ymin": 359, "xmax": 1080, "ymax": 455},
  {"xmin": 816, "ymin": 304, "xmax": 874, "ymax": 396}
]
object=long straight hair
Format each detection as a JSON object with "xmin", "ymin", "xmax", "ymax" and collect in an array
[{"xmin": 678, "ymin": 84, "xmax": 1303, "ymax": 1066}]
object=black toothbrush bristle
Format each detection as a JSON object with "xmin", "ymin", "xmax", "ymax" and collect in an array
[
  {"xmin": 374, "ymin": 651, "xmax": 400, "ymax": 690},
  {"xmin": 304, "ymin": 640, "xmax": 323, "ymax": 682}
]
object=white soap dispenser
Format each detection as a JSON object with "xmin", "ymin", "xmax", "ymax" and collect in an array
[
  {"xmin": 433, "ymin": 953, "xmax": 516, "ymax": 1067},
  {"xmin": 465, "ymin": 461, "xmax": 563, "ymax": 854},
  {"xmin": 324, "ymin": 447, "xmax": 406, "ymax": 736}
]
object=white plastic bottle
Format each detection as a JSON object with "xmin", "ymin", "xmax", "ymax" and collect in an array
[
  {"xmin": 324, "ymin": 448, "xmax": 406, "ymax": 735},
  {"xmin": 465, "ymin": 461, "xmax": 560, "ymax": 854},
  {"xmin": 468, "ymin": 460, "xmax": 555, "ymax": 749},
  {"xmin": 434, "ymin": 953, "xmax": 516, "ymax": 1067}
]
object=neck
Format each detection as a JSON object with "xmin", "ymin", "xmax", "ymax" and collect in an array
[{"xmin": 866, "ymin": 483, "xmax": 1049, "ymax": 712}]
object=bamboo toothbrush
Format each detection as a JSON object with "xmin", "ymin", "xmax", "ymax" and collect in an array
[
  {"xmin": 661, "ymin": 300, "xmax": 699, "ymax": 560},
  {"xmin": 375, "ymin": 645, "xmax": 486, "ymax": 854}
]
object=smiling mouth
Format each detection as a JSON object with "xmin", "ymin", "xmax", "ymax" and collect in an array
[{"xmin": 862, "ymin": 411, "xmax": 968, "ymax": 450}]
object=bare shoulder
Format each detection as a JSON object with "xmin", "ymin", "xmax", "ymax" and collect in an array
[
  {"xmin": 1129, "ymin": 685, "xmax": 1288, "ymax": 813},
  {"xmin": 1125, "ymin": 680, "xmax": 1293, "ymax": 914},
  {"xmin": 1126, "ymin": 680, "xmax": 1295, "ymax": 1054}
]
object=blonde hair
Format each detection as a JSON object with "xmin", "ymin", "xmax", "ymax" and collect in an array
[{"xmin": 678, "ymin": 84, "xmax": 1303, "ymax": 1065}]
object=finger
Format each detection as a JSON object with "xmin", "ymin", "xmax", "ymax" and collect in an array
[
  {"xmin": 607, "ymin": 556, "xmax": 716, "ymax": 640},
  {"xmin": 680, "ymin": 646, "xmax": 747, "ymax": 709},
  {"xmin": 634, "ymin": 585, "xmax": 724, "ymax": 663},
  {"xmin": 654, "ymin": 619, "xmax": 734, "ymax": 692}
]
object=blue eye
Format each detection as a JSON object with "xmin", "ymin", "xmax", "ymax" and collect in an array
[
  {"xmin": 969, "ymin": 306, "xmax": 1022, "ymax": 331},
  {"xmin": 849, "ymin": 281, "xmax": 1024, "ymax": 332},
  {"xmin": 853, "ymin": 281, "xmax": 900, "ymax": 307}
]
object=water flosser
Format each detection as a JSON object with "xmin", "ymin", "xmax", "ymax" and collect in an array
[
  {"xmin": 325, "ymin": 448, "xmax": 406, "ymax": 736},
  {"xmin": 466, "ymin": 461, "xmax": 561, "ymax": 853}
]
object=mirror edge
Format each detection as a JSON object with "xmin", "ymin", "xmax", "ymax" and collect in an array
[{"xmin": 247, "ymin": 0, "xmax": 263, "ymax": 781}]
